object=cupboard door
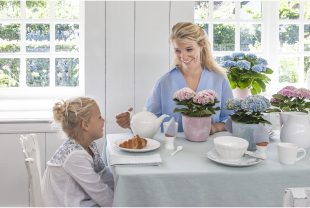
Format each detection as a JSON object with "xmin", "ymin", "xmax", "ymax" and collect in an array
[{"xmin": 0, "ymin": 133, "xmax": 45, "ymax": 207}]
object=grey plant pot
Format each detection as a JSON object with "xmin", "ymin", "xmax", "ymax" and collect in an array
[{"xmin": 232, "ymin": 121, "xmax": 258, "ymax": 151}]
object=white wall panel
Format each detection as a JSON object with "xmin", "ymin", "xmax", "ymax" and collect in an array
[
  {"xmin": 85, "ymin": 1, "xmax": 106, "ymax": 134},
  {"xmin": 106, "ymin": 1, "xmax": 135, "ymax": 134},
  {"xmin": 170, "ymin": 1, "xmax": 195, "ymax": 67},
  {"xmin": 135, "ymin": 1, "xmax": 170, "ymax": 113}
]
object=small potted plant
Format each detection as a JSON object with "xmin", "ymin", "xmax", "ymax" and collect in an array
[
  {"xmin": 173, "ymin": 87, "xmax": 220, "ymax": 142},
  {"xmin": 220, "ymin": 53, "xmax": 273, "ymax": 98},
  {"xmin": 225, "ymin": 95, "xmax": 271, "ymax": 150},
  {"xmin": 266, "ymin": 86, "xmax": 310, "ymax": 126}
]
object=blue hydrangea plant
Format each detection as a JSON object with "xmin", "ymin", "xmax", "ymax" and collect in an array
[
  {"xmin": 225, "ymin": 95, "xmax": 272, "ymax": 124},
  {"xmin": 220, "ymin": 53, "xmax": 273, "ymax": 95}
]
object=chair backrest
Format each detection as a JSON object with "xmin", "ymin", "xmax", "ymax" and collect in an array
[
  {"xmin": 283, "ymin": 187, "xmax": 310, "ymax": 207},
  {"xmin": 20, "ymin": 134, "xmax": 43, "ymax": 207}
]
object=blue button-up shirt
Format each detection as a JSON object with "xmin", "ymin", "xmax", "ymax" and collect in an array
[{"xmin": 145, "ymin": 66, "xmax": 234, "ymax": 132}]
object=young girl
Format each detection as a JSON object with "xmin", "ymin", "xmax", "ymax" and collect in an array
[{"xmin": 41, "ymin": 97, "xmax": 114, "ymax": 207}]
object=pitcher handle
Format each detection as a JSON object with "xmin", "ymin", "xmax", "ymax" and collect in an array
[{"xmin": 296, "ymin": 148, "xmax": 306, "ymax": 161}]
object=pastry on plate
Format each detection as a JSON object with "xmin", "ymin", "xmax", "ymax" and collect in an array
[{"xmin": 119, "ymin": 135, "xmax": 147, "ymax": 149}]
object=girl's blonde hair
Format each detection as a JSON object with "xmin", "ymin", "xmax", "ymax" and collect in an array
[
  {"xmin": 53, "ymin": 97, "xmax": 97, "ymax": 140},
  {"xmin": 169, "ymin": 22, "xmax": 227, "ymax": 76}
]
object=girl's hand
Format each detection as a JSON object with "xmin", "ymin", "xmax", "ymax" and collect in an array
[
  {"xmin": 115, "ymin": 108, "xmax": 133, "ymax": 129},
  {"xmin": 210, "ymin": 123, "xmax": 226, "ymax": 135}
]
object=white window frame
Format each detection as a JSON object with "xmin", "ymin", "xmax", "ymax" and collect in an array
[
  {"xmin": 195, "ymin": 1, "xmax": 310, "ymax": 96},
  {"xmin": 0, "ymin": 1, "xmax": 85, "ymax": 109}
]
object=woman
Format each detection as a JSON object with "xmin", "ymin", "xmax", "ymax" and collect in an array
[{"xmin": 116, "ymin": 22, "xmax": 233, "ymax": 134}]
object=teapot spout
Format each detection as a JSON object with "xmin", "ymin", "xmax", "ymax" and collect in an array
[{"xmin": 155, "ymin": 114, "xmax": 170, "ymax": 132}]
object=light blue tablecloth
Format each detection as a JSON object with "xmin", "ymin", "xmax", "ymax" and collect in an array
[{"xmin": 103, "ymin": 131, "xmax": 310, "ymax": 207}]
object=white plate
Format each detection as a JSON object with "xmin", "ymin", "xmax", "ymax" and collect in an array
[
  {"xmin": 113, "ymin": 138, "xmax": 161, "ymax": 152},
  {"xmin": 206, "ymin": 148, "xmax": 261, "ymax": 167}
]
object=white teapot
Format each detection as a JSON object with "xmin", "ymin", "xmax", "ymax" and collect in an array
[{"xmin": 126, "ymin": 108, "xmax": 169, "ymax": 139}]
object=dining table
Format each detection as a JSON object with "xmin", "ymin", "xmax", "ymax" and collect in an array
[{"xmin": 103, "ymin": 130, "xmax": 310, "ymax": 207}]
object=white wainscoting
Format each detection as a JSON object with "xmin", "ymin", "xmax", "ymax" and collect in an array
[{"xmin": 85, "ymin": 1, "xmax": 194, "ymax": 135}]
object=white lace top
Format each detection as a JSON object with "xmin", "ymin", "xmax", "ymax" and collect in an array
[{"xmin": 41, "ymin": 139, "xmax": 114, "ymax": 207}]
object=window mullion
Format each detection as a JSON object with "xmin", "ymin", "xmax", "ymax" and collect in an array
[
  {"xmin": 50, "ymin": 1, "xmax": 55, "ymax": 88},
  {"xmin": 20, "ymin": 0, "xmax": 26, "ymax": 88},
  {"xmin": 235, "ymin": 1, "xmax": 240, "ymax": 52}
]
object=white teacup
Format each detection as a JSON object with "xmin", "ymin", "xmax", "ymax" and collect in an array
[
  {"xmin": 163, "ymin": 122, "xmax": 178, "ymax": 137},
  {"xmin": 277, "ymin": 143, "xmax": 306, "ymax": 165}
]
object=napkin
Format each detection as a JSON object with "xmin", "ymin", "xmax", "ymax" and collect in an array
[
  {"xmin": 253, "ymin": 123, "xmax": 270, "ymax": 144},
  {"xmin": 109, "ymin": 153, "xmax": 162, "ymax": 167},
  {"xmin": 165, "ymin": 117, "xmax": 176, "ymax": 137}
]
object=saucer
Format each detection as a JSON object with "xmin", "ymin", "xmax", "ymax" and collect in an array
[
  {"xmin": 113, "ymin": 138, "xmax": 160, "ymax": 152},
  {"xmin": 206, "ymin": 148, "xmax": 261, "ymax": 167}
]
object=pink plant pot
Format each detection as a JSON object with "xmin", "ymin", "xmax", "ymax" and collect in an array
[
  {"xmin": 182, "ymin": 114, "xmax": 211, "ymax": 142},
  {"xmin": 232, "ymin": 87, "xmax": 250, "ymax": 99}
]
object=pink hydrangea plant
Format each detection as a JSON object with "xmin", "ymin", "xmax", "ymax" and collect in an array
[
  {"xmin": 193, "ymin": 90, "xmax": 218, "ymax": 105},
  {"xmin": 174, "ymin": 87, "xmax": 196, "ymax": 101},
  {"xmin": 277, "ymin": 89, "xmax": 295, "ymax": 98},
  {"xmin": 294, "ymin": 88, "xmax": 310, "ymax": 99}
]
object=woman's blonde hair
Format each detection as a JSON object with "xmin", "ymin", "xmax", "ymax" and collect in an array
[
  {"xmin": 53, "ymin": 97, "xmax": 97, "ymax": 140},
  {"xmin": 169, "ymin": 22, "xmax": 227, "ymax": 76}
]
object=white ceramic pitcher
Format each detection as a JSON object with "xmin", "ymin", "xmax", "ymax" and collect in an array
[{"xmin": 280, "ymin": 112, "xmax": 310, "ymax": 150}]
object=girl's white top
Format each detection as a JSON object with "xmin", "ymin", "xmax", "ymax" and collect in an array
[{"xmin": 41, "ymin": 138, "xmax": 114, "ymax": 207}]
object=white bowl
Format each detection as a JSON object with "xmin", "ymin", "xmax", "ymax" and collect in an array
[{"xmin": 214, "ymin": 136, "xmax": 249, "ymax": 161}]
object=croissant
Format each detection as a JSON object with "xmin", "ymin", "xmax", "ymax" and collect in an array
[{"xmin": 119, "ymin": 135, "xmax": 147, "ymax": 149}]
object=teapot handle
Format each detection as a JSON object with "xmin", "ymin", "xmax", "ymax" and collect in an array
[{"xmin": 125, "ymin": 111, "xmax": 133, "ymax": 128}]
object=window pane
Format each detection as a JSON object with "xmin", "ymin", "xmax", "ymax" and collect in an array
[
  {"xmin": 55, "ymin": 0, "xmax": 79, "ymax": 19},
  {"xmin": 0, "ymin": 23, "xmax": 20, "ymax": 53},
  {"xmin": 240, "ymin": 24, "xmax": 262, "ymax": 52},
  {"xmin": 279, "ymin": 1, "xmax": 299, "ymax": 20},
  {"xmin": 279, "ymin": 24, "xmax": 299, "ymax": 52},
  {"xmin": 26, "ymin": 24, "xmax": 50, "ymax": 53},
  {"xmin": 304, "ymin": 57, "xmax": 310, "ymax": 83},
  {"xmin": 240, "ymin": 1, "xmax": 261, "ymax": 19},
  {"xmin": 26, "ymin": 58, "xmax": 50, "ymax": 87},
  {"xmin": 0, "ymin": 58, "xmax": 20, "ymax": 87},
  {"xmin": 214, "ymin": 1, "xmax": 235, "ymax": 19},
  {"xmin": 0, "ymin": 1, "xmax": 20, "ymax": 18},
  {"xmin": 214, "ymin": 56, "xmax": 221, "ymax": 64},
  {"xmin": 279, "ymin": 56, "xmax": 299, "ymax": 83},
  {"xmin": 56, "ymin": 58, "xmax": 79, "ymax": 87},
  {"xmin": 194, "ymin": 1, "xmax": 209, "ymax": 19},
  {"xmin": 55, "ymin": 24, "xmax": 79, "ymax": 53},
  {"xmin": 305, "ymin": 25, "xmax": 310, "ymax": 51},
  {"xmin": 196, "ymin": 23, "xmax": 208, "ymax": 36},
  {"xmin": 213, "ymin": 24, "xmax": 235, "ymax": 51},
  {"xmin": 305, "ymin": 1, "xmax": 310, "ymax": 20},
  {"xmin": 26, "ymin": 1, "xmax": 50, "ymax": 19}
]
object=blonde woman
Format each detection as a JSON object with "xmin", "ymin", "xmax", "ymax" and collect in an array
[
  {"xmin": 41, "ymin": 97, "xmax": 114, "ymax": 207},
  {"xmin": 116, "ymin": 22, "xmax": 233, "ymax": 134}
]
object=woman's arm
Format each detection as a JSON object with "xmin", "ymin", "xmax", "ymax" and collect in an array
[{"xmin": 210, "ymin": 122, "xmax": 226, "ymax": 134}]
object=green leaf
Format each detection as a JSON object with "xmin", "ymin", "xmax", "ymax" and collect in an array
[
  {"xmin": 250, "ymin": 88, "xmax": 258, "ymax": 95},
  {"xmin": 173, "ymin": 108, "xmax": 190, "ymax": 113},
  {"xmin": 304, "ymin": 102, "xmax": 310, "ymax": 108},
  {"xmin": 201, "ymin": 109, "xmax": 214, "ymax": 115},
  {"xmin": 264, "ymin": 68, "xmax": 273, "ymax": 74},
  {"xmin": 266, "ymin": 108, "xmax": 281, "ymax": 113},
  {"xmin": 255, "ymin": 79, "xmax": 266, "ymax": 90},
  {"xmin": 273, "ymin": 94, "xmax": 286, "ymax": 101},
  {"xmin": 282, "ymin": 106, "xmax": 290, "ymax": 112},
  {"xmin": 301, "ymin": 110, "xmax": 309, "ymax": 114},
  {"xmin": 252, "ymin": 81, "xmax": 261, "ymax": 94},
  {"xmin": 238, "ymin": 79, "xmax": 251, "ymax": 89}
]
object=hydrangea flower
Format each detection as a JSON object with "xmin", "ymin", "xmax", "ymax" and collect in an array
[
  {"xmin": 270, "ymin": 97, "xmax": 282, "ymax": 103},
  {"xmin": 225, "ymin": 98, "xmax": 243, "ymax": 111},
  {"xmin": 294, "ymin": 88, "xmax": 310, "ymax": 99},
  {"xmin": 283, "ymin": 86, "xmax": 297, "ymax": 91},
  {"xmin": 232, "ymin": 52, "xmax": 245, "ymax": 59},
  {"xmin": 193, "ymin": 90, "xmax": 218, "ymax": 105},
  {"xmin": 245, "ymin": 53, "xmax": 257, "ymax": 60},
  {"xmin": 254, "ymin": 57, "xmax": 268, "ymax": 66},
  {"xmin": 241, "ymin": 95, "xmax": 270, "ymax": 113},
  {"xmin": 220, "ymin": 55, "xmax": 234, "ymax": 62},
  {"xmin": 174, "ymin": 87, "xmax": 196, "ymax": 101},
  {"xmin": 277, "ymin": 89, "xmax": 295, "ymax": 98},
  {"xmin": 222, "ymin": 60, "xmax": 237, "ymax": 69},
  {"xmin": 252, "ymin": 64, "xmax": 266, "ymax": 73},
  {"xmin": 236, "ymin": 60, "xmax": 251, "ymax": 70}
]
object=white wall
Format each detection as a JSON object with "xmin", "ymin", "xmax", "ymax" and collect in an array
[{"xmin": 85, "ymin": 1, "xmax": 194, "ymax": 135}]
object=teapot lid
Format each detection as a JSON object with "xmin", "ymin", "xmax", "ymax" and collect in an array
[{"xmin": 137, "ymin": 107, "xmax": 157, "ymax": 118}]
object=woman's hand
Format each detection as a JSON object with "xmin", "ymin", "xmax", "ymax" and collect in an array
[
  {"xmin": 115, "ymin": 108, "xmax": 133, "ymax": 129},
  {"xmin": 210, "ymin": 123, "xmax": 226, "ymax": 135}
]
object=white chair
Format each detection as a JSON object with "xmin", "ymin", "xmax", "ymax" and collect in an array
[
  {"xmin": 283, "ymin": 187, "xmax": 310, "ymax": 207},
  {"xmin": 20, "ymin": 134, "xmax": 43, "ymax": 207}
]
